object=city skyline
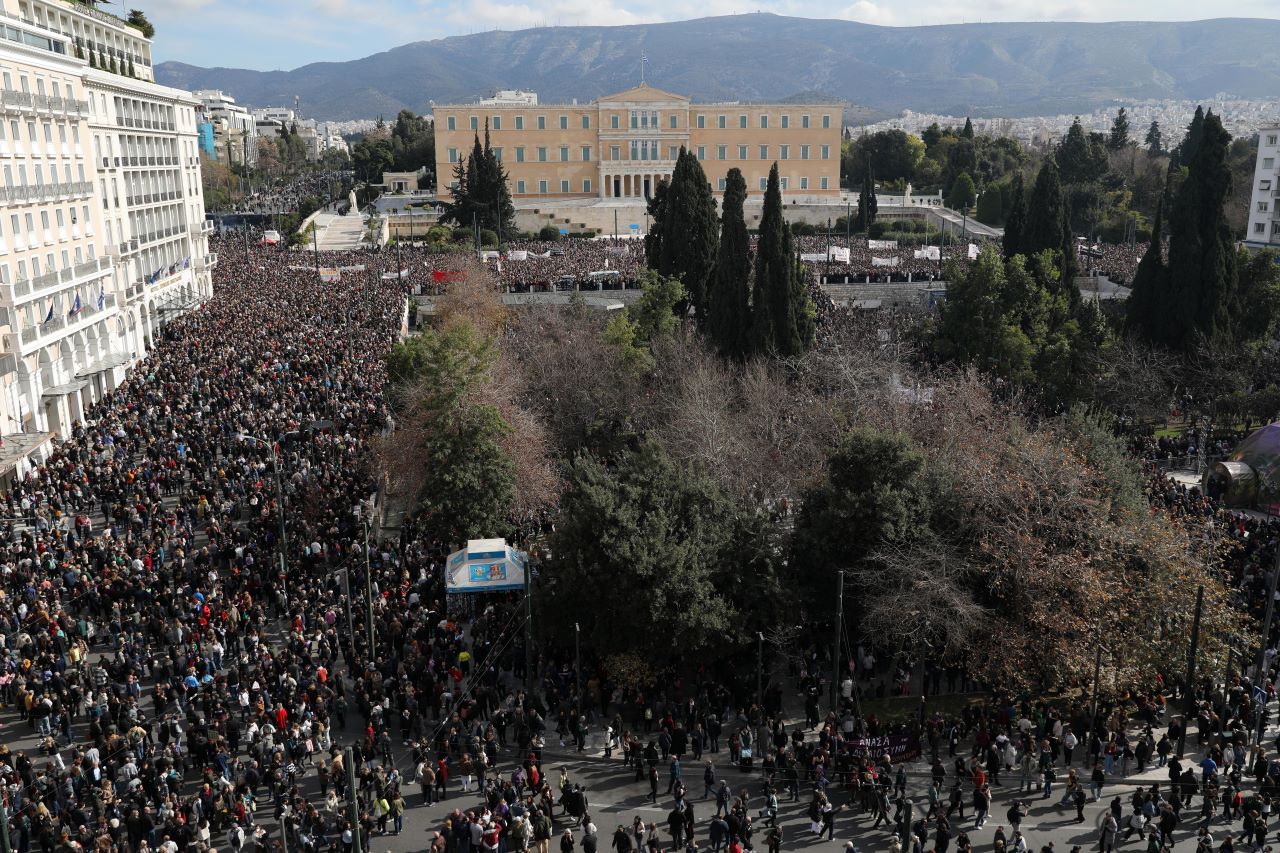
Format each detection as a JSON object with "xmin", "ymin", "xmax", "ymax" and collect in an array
[{"xmin": 148, "ymin": 0, "xmax": 1279, "ymax": 72}]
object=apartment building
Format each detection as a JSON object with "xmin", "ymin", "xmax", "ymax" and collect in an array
[
  {"xmin": 1246, "ymin": 126, "xmax": 1280, "ymax": 250},
  {"xmin": 193, "ymin": 88, "xmax": 257, "ymax": 165},
  {"xmin": 434, "ymin": 84, "xmax": 842, "ymax": 202},
  {"xmin": 0, "ymin": 0, "xmax": 212, "ymax": 473}
]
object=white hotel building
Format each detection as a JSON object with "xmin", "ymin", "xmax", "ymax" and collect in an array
[
  {"xmin": 1245, "ymin": 126, "xmax": 1280, "ymax": 251},
  {"xmin": 0, "ymin": 0, "xmax": 212, "ymax": 477}
]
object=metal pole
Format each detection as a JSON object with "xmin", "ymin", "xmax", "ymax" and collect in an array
[
  {"xmin": 279, "ymin": 804, "xmax": 291, "ymax": 853},
  {"xmin": 574, "ymin": 622, "xmax": 581, "ymax": 701},
  {"xmin": 832, "ymin": 570, "xmax": 844, "ymax": 708},
  {"xmin": 345, "ymin": 747, "xmax": 361, "ymax": 853},
  {"xmin": 756, "ymin": 631, "xmax": 764, "ymax": 711},
  {"xmin": 524, "ymin": 560, "xmax": 533, "ymax": 692},
  {"xmin": 1178, "ymin": 584, "xmax": 1204, "ymax": 759},
  {"xmin": 341, "ymin": 568, "xmax": 355, "ymax": 666},
  {"xmin": 312, "ymin": 220, "xmax": 320, "ymax": 279},
  {"xmin": 267, "ymin": 440, "xmax": 288, "ymax": 607},
  {"xmin": 1255, "ymin": 538, "xmax": 1280, "ymax": 684},
  {"xmin": 614, "ymin": 209, "xmax": 618, "ymax": 246},
  {"xmin": 898, "ymin": 799, "xmax": 912, "ymax": 853},
  {"xmin": 1090, "ymin": 641, "xmax": 1103, "ymax": 724},
  {"xmin": 364, "ymin": 520, "xmax": 375, "ymax": 653}
]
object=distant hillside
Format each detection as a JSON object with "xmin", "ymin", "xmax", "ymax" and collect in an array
[{"xmin": 156, "ymin": 15, "xmax": 1280, "ymax": 121}]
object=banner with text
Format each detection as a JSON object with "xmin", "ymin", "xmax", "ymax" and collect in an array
[{"xmin": 844, "ymin": 734, "xmax": 921, "ymax": 763}]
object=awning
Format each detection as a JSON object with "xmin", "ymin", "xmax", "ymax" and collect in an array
[
  {"xmin": 42, "ymin": 379, "xmax": 88, "ymax": 397},
  {"xmin": 0, "ymin": 431, "xmax": 53, "ymax": 475},
  {"xmin": 75, "ymin": 351, "xmax": 133, "ymax": 378}
]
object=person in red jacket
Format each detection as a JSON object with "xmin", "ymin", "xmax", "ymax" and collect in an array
[{"xmin": 436, "ymin": 756, "xmax": 450, "ymax": 801}]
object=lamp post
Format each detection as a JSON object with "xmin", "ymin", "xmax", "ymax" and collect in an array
[
  {"xmin": 574, "ymin": 622, "xmax": 581, "ymax": 702},
  {"xmin": 756, "ymin": 631, "xmax": 764, "ymax": 711},
  {"xmin": 237, "ymin": 433, "xmax": 289, "ymax": 605}
]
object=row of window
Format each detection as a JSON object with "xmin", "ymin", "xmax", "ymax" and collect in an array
[
  {"xmin": 0, "ymin": 117, "xmax": 82, "ymax": 150},
  {"xmin": 448, "ymin": 143, "xmax": 833, "ymax": 164},
  {"xmin": 448, "ymin": 112, "xmax": 834, "ymax": 132},
  {"xmin": 0, "ymin": 204, "xmax": 93, "ymax": 259},
  {"xmin": 454, "ymin": 175, "xmax": 835, "ymax": 195}
]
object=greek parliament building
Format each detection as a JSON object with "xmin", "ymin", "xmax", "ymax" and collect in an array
[
  {"xmin": 0, "ymin": 0, "xmax": 213, "ymax": 478},
  {"xmin": 433, "ymin": 84, "xmax": 842, "ymax": 202}
]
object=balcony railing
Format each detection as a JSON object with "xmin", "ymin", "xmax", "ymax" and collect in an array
[
  {"xmin": 0, "ymin": 181, "xmax": 93, "ymax": 206},
  {"xmin": 17, "ymin": 292, "xmax": 117, "ymax": 347},
  {"xmin": 6, "ymin": 256, "xmax": 111, "ymax": 304},
  {"xmin": 0, "ymin": 89, "xmax": 88, "ymax": 118}
]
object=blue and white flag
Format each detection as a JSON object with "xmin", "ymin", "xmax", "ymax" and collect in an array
[
  {"xmin": 42, "ymin": 301, "xmax": 54, "ymax": 324},
  {"xmin": 68, "ymin": 294, "xmax": 82, "ymax": 317},
  {"xmin": 97, "ymin": 287, "xmax": 105, "ymax": 311}
]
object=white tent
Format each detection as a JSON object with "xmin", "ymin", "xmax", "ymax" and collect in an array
[{"xmin": 445, "ymin": 538, "xmax": 528, "ymax": 594}]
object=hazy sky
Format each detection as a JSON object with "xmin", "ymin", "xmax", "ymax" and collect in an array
[{"xmin": 147, "ymin": 0, "xmax": 1277, "ymax": 70}]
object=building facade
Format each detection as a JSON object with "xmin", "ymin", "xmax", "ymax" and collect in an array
[
  {"xmin": 193, "ymin": 89, "xmax": 257, "ymax": 165},
  {"xmin": 1246, "ymin": 126, "xmax": 1280, "ymax": 249},
  {"xmin": 0, "ymin": 0, "xmax": 211, "ymax": 475},
  {"xmin": 434, "ymin": 84, "xmax": 842, "ymax": 202}
]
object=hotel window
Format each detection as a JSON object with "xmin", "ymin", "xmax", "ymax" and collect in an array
[
  {"xmin": 539, "ymin": 180, "xmax": 547, "ymax": 193},
  {"xmin": 446, "ymin": 116, "xmax": 455, "ymax": 130},
  {"xmin": 697, "ymin": 115, "xmax": 705, "ymax": 129},
  {"xmin": 822, "ymin": 115, "xmax": 831, "ymax": 128},
  {"xmin": 538, "ymin": 116, "xmax": 546, "ymax": 130},
  {"xmin": 492, "ymin": 116, "xmax": 501, "ymax": 130},
  {"xmin": 559, "ymin": 116, "xmax": 567, "ymax": 130},
  {"xmin": 717, "ymin": 178, "xmax": 726, "ymax": 191},
  {"xmin": 800, "ymin": 177, "xmax": 808, "ymax": 189},
  {"xmin": 469, "ymin": 116, "xmax": 478, "ymax": 131},
  {"xmin": 517, "ymin": 180, "xmax": 526, "ymax": 193},
  {"xmin": 696, "ymin": 146, "xmax": 705, "ymax": 160},
  {"xmin": 802, "ymin": 114, "xmax": 810, "ymax": 129},
  {"xmin": 718, "ymin": 115, "xmax": 726, "ymax": 129},
  {"xmin": 582, "ymin": 146, "xmax": 591, "ymax": 161},
  {"xmin": 611, "ymin": 145, "xmax": 620, "ymax": 160},
  {"xmin": 583, "ymin": 179, "xmax": 592, "ymax": 193},
  {"xmin": 759, "ymin": 145, "xmax": 768, "ymax": 160},
  {"xmin": 515, "ymin": 116, "xmax": 524, "ymax": 130},
  {"xmin": 739, "ymin": 115, "xmax": 747, "ymax": 129},
  {"xmin": 781, "ymin": 115, "xmax": 789, "ymax": 129},
  {"xmin": 611, "ymin": 115, "xmax": 619, "ymax": 129},
  {"xmin": 561, "ymin": 180, "xmax": 569, "ymax": 193},
  {"xmin": 717, "ymin": 145, "xmax": 726, "ymax": 160},
  {"xmin": 560, "ymin": 146, "xmax": 569, "ymax": 162},
  {"xmin": 448, "ymin": 147, "xmax": 458, "ymax": 163},
  {"xmin": 760, "ymin": 115, "xmax": 768, "ymax": 129},
  {"xmin": 581, "ymin": 115, "xmax": 590, "ymax": 129},
  {"xmin": 738, "ymin": 145, "xmax": 747, "ymax": 160},
  {"xmin": 515, "ymin": 147, "xmax": 525, "ymax": 162},
  {"xmin": 821, "ymin": 145, "xmax": 830, "ymax": 160},
  {"xmin": 780, "ymin": 145, "xmax": 789, "ymax": 160},
  {"xmin": 669, "ymin": 115, "xmax": 677, "ymax": 129}
]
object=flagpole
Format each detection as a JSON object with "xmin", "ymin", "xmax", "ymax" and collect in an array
[{"xmin": 640, "ymin": 51, "xmax": 645, "ymax": 85}]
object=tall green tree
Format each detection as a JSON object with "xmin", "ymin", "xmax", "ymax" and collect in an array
[
  {"xmin": 1023, "ymin": 161, "xmax": 1066, "ymax": 257},
  {"xmin": 949, "ymin": 172, "xmax": 977, "ymax": 211},
  {"xmin": 1145, "ymin": 120, "xmax": 1164, "ymax": 157},
  {"xmin": 855, "ymin": 159, "xmax": 878, "ymax": 231},
  {"xmin": 444, "ymin": 122, "xmax": 513, "ymax": 234},
  {"xmin": 962, "ymin": 117, "xmax": 975, "ymax": 139},
  {"xmin": 1125, "ymin": 200, "xmax": 1173, "ymax": 344},
  {"xmin": 1109, "ymin": 108, "xmax": 1131, "ymax": 151},
  {"xmin": 1056, "ymin": 119, "xmax": 1109, "ymax": 185},
  {"xmin": 1169, "ymin": 106, "xmax": 1205, "ymax": 172},
  {"xmin": 643, "ymin": 179, "xmax": 668, "ymax": 269},
  {"xmin": 547, "ymin": 439, "xmax": 743, "ymax": 661},
  {"xmin": 1002, "ymin": 174, "xmax": 1026, "ymax": 259},
  {"xmin": 751, "ymin": 163, "xmax": 813, "ymax": 357},
  {"xmin": 1167, "ymin": 111, "xmax": 1238, "ymax": 348},
  {"xmin": 706, "ymin": 168, "xmax": 752, "ymax": 360},
  {"xmin": 648, "ymin": 149, "xmax": 719, "ymax": 320}
]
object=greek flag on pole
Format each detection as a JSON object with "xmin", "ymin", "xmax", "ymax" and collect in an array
[
  {"xmin": 642, "ymin": 52, "xmax": 649, "ymax": 64},
  {"xmin": 97, "ymin": 287, "xmax": 106, "ymax": 311},
  {"xmin": 68, "ymin": 294, "xmax": 82, "ymax": 317}
]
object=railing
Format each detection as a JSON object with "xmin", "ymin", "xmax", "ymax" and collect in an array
[
  {"xmin": 0, "ymin": 89, "xmax": 88, "ymax": 117},
  {"xmin": 0, "ymin": 181, "xmax": 93, "ymax": 206},
  {"xmin": 6, "ymin": 256, "xmax": 111, "ymax": 304}
]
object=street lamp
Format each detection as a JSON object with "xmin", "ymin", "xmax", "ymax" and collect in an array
[
  {"xmin": 236, "ymin": 433, "xmax": 289, "ymax": 606},
  {"xmin": 574, "ymin": 623, "xmax": 581, "ymax": 702},
  {"xmin": 756, "ymin": 631, "xmax": 764, "ymax": 711}
]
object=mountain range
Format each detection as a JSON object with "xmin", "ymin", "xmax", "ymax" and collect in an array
[{"xmin": 155, "ymin": 14, "xmax": 1280, "ymax": 122}]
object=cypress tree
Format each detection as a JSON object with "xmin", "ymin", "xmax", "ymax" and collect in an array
[
  {"xmin": 1125, "ymin": 199, "xmax": 1172, "ymax": 344},
  {"xmin": 1145, "ymin": 120, "xmax": 1163, "ymax": 157},
  {"xmin": 653, "ymin": 149, "xmax": 719, "ymax": 320},
  {"xmin": 962, "ymin": 117, "xmax": 974, "ymax": 139},
  {"xmin": 1169, "ymin": 106, "xmax": 1204, "ymax": 171},
  {"xmin": 751, "ymin": 163, "xmax": 812, "ymax": 357},
  {"xmin": 1108, "ymin": 107, "xmax": 1130, "ymax": 151},
  {"xmin": 1002, "ymin": 174, "xmax": 1026, "ymax": 259},
  {"xmin": 1022, "ymin": 160, "xmax": 1065, "ymax": 257},
  {"xmin": 1167, "ymin": 111, "xmax": 1238, "ymax": 347},
  {"xmin": 643, "ymin": 179, "xmax": 667, "ymax": 270},
  {"xmin": 855, "ymin": 158, "xmax": 877, "ymax": 232},
  {"xmin": 706, "ymin": 168, "xmax": 752, "ymax": 360}
]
